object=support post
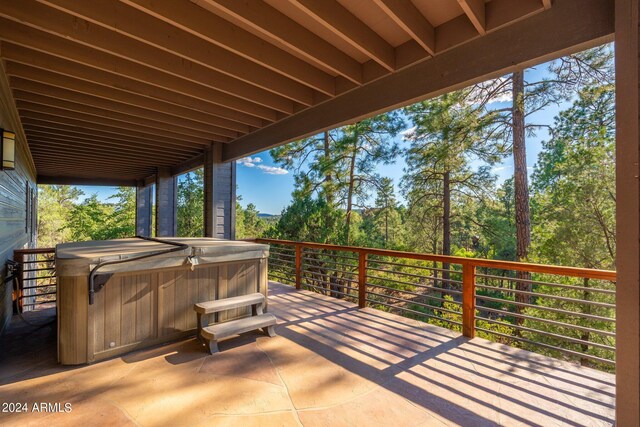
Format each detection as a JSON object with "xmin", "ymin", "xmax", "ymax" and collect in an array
[
  {"xmin": 462, "ymin": 263, "xmax": 476, "ymax": 338},
  {"xmin": 358, "ymin": 251, "xmax": 367, "ymax": 308},
  {"xmin": 615, "ymin": 0, "xmax": 640, "ymax": 424},
  {"xmin": 295, "ymin": 244, "xmax": 302, "ymax": 290},
  {"xmin": 155, "ymin": 167, "xmax": 177, "ymax": 237},
  {"xmin": 204, "ymin": 143, "xmax": 236, "ymax": 239},
  {"xmin": 135, "ymin": 181, "xmax": 152, "ymax": 237}
]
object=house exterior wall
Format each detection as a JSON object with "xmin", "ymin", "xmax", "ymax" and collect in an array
[{"xmin": 0, "ymin": 66, "xmax": 37, "ymax": 336}]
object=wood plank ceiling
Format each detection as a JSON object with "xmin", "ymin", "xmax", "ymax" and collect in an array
[{"xmin": 0, "ymin": 0, "xmax": 550, "ymax": 184}]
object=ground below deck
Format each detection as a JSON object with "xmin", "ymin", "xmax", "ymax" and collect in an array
[{"xmin": 0, "ymin": 282, "xmax": 615, "ymax": 426}]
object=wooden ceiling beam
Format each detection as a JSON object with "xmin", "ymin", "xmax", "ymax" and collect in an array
[
  {"xmin": 19, "ymin": 111, "xmax": 214, "ymax": 148},
  {"xmin": 29, "ymin": 151, "xmax": 178, "ymax": 172},
  {"xmin": 1, "ymin": 43, "xmax": 267, "ymax": 128},
  {"xmin": 24, "ymin": 131, "xmax": 184, "ymax": 161},
  {"xmin": 17, "ymin": 103, "xmax": 221, "ymax": 145},
  {"xmin": 484, "ymin": 0, "xmax": 545, "ymax": 32},
  {"xmin": 38, "ymin": 175, "xmax": 138, "ymax": 187},
  {"xmin": 457, "ymin": 0, "xmax": 486, "ymax": 35},
  {"xmin": 34, "ymin": 160, "xmax": 153, "ymax": 175},
  {"xmin": 0, "ymin": 16, "xmax": 294, "ymax": 115},
  {"xmin": 287, "ymin": 0, "xmax": 396, "ymax": 71},
  {"xmin": 222, "ymin": 0, "xmax": 612, "ymax": 162},
  {"xmin": 171, "ymin": 153, "xmax": 205, "ymax": 177},
  {"xmin": 193, "ymin": 0, "xmax": 363, "ymax": 85},
  {"xmin": 22, "ymin": 121, "xmax": 197, "ymax": 155},
  {"xmin": 27, "ymin": 139, "xmax": 179, "ymax": 166},
  {"xmin": 6, "ymin": 64, "xmax": 247, "ymax": 136},
  {"xmin": 25, "ymin": 128, "xmax": 190, "ymax": 159},
  {"xmin": 122, "ymin": 0, "xmax": 336, "ymax": 96},
  {"xmin": 372, "ymin": 0, "xmax": 436, "ymax": 55},
  {"xmin": 33, "ymin": 159, "xmax": 154, "ymax": 173},
  {"xmin": 32, "ymin": 155, "xmax": 154, "ymax": 169},
  {"xmin": 37, "ymin": 170, "xmax": 150, "ymax": 182},
  {"xmin": 15, "ymin": 93, "xmax": 238, "ymax": 142},
  {"xmin": 29, "ymin": 0, "xmax": 316, "ymax": 105},
  {"xmin": 12, "ymin": 84, "xmax": 239, "ymax": 141}
]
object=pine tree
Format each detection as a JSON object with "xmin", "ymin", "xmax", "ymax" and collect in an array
[
  {"xmin": 177, "ymin": 168, "xmax": 204, "ymax": 237},
  {"xmin": 403, "ymin": 88, "xmax": 502, "ymax": 283}
]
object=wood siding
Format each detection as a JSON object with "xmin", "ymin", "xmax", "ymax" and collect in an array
[
  {"xmin": 0, "ymin": 61, "xmax": 37, "ymax": 336},
  {"xmin": 204, "ymin": 142, "xmax": 236, "ymax": 239},
  {"xmin": 135, "ymin": 183, "xmax": 152, "ymax": 237},
  {"xmin": 155, "ymin": 167, "xmax": 177, "ymax": 237}
]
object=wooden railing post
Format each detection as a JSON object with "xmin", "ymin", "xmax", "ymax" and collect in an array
[
  {"xmin": 358, "ymin": 251, "xmax": 367, "ymax": 308},
  {"xmin": 295, "ymin": 244, "xmax": 302, "ymax": 290},
  {"xmin": 462, "ymin": 263, "xmax": 476, "ymax": 338}
]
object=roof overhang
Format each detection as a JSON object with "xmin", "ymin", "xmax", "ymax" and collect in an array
[{"xmin": 0, "ymin": 0, "xmax": 614, "ymax": 184}]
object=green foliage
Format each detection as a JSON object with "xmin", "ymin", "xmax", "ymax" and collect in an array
[
  {"xmin": 67, "ymin": 187, "xmax": 135, "ymax": 241},
  {"xmin": 260, "ymin": 45, "xmax": 616, "ymax": 371},
  {"xmin": 177, "ymin": 169, "xmax": 204, "ymax": 237},
  {"xmin": 108, "ymin": 187, "xmax": 136, "ymax": 238},
  {"xmin": 37, "ymin": 185, "xmax": 84, "ymax": 247},
  {"xmin": 267, "ymin": 196, "xmax": 344, "ymax": 244},
  {"xmin": 38, "ymin": 185, "xmax": 136, "ymax": 245},
  {"xmin": 236, "ymin": 203, "xmax": 270, "ymax": 239},
  {"xmin": 531, "ymin": 84, "xmax": 615, "ymax": 269},
  {"xmin": 402, "ymin": 88, "xmax": 503, "ymax": 256},
  {"xmin": 271, "ymin": 112, "xmax": 404, "ymax": 244}
]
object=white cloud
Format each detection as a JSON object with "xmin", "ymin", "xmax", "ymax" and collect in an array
[
  {"xmin": 238, "ymin": 156, "xmax": 287, "ymax": 174},
  {"xmin": 256, "ymin": 165, "xmax": 288, "ymax": 175},
  {"xmin": 237, "ymin": 156, "xmax": 263, "ymax": 168}
]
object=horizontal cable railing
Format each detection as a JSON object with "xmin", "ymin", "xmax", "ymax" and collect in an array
[
  {"xmin": 12, "ymin": 247, "xmax": 56, "ymax": 312},
  {"xmin": 255, "ymin": 238, "xmax": 616, "ymax": 371}
]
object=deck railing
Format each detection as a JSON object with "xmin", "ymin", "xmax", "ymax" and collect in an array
[
  {"xmin": 254, "ymin": 238, "xmax": 616, "ymax": 371},
  {"xmin": 12, "ymin": 247, "xmax": 56, "ymax": 312}
]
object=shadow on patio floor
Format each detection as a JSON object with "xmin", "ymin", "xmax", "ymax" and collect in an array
[{"xmin": 0, "ymin": 282, "xmax": 615, "ymax": 427}]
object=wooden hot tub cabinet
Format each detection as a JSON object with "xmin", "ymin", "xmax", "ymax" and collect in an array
[{"xmin": 56, "ymin": 238, "xmax": 269, "ymax": 365}]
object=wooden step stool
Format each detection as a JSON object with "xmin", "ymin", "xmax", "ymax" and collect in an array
[{"xmin": 194, "ymin": 293, "xmax": 276, "ymax": 354}]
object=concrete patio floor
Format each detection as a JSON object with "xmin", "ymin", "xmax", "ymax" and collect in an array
[{"xmin": 0, "ymin": 282, "xmax": 615, "ymax": 426}]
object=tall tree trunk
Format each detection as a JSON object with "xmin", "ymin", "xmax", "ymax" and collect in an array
[
  {"xmin": 384, "ymin": 207, "xmax": 389, "ymax": 245},
  {"xmin": 442, "ymin": 171, "xmax": 451, "ymax": 288},
  {"xmin": 512, "ymin": 71, "xmax": 532, "ymax": 311},
  {"xmin": 323, "ymin": 131, "xmax": 334, "ymax": 206},
  {"xmin": 345, "ymin": 143, "xmax": 357, "ymax": 245}
]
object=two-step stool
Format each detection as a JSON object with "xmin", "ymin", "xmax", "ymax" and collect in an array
[{"xmin": 194, "ymin": 292, "xmax": 276, "ymax": 354}]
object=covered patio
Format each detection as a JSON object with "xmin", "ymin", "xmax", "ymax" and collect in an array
[
  {"xmin": 0, "ymin": 0, "xmax": 636, "ymax": 425},
  {"xmin": 0, "ymin": 282, "xmax": 615, "ymax": 426}
]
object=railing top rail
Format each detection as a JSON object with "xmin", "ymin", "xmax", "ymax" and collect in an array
[
  {"xmin": 14, "ymin": 247, "xmax": 55, "ymax": 255},
  {"xmin": 254, "ymin": 238, "xmax": 616, "ymax": 281}
]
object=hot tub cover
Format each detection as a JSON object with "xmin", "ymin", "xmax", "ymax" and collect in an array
[{"xmin": 56, "ymin": 237, "xmax": 269, "ymax": 276}]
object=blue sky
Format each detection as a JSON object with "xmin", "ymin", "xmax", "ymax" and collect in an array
[{"xmin": 77, "ymin": 65, "xmax": 571, "ymax": 215}]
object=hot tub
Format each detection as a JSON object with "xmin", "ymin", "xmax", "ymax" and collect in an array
[{"xmin": 55, "ymin": 237, "xmax": 269, "ymax": 365}]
